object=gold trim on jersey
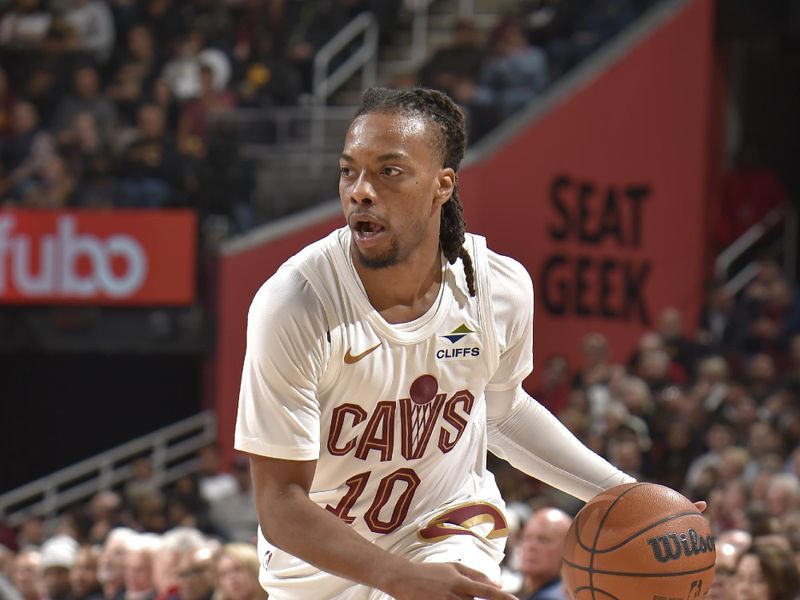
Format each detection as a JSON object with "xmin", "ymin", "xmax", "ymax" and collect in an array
[{"xmin": 417, "ymin": 501, "xmax": 509, "ymax": 543}]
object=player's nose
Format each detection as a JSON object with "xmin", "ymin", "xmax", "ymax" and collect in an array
[{"xmin": 349, "ymin": 172, "xmax": 377, "ymax": 205}]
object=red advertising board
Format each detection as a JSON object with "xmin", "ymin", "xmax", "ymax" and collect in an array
[
  {"xmin": 0, "ymin": 209, "xmax": 197, "ymax": 305},
  {"xmin": 460, "ymin": 0, "xmax": 714, "ymax": 382}
]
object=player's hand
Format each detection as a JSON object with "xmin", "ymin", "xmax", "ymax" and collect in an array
[{"xmin": 384, "ymin": 561, "xmax": 517, "ymax": 600}]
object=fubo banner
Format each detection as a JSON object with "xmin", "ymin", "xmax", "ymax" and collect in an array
[{"xmin": 0, "ymin": 209, "xmax": 197, "ymax": 305}]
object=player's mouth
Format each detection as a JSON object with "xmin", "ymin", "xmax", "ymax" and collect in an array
[{"xmin": 351, "ymin": 215, "xmax": 386, "ymax": 247}]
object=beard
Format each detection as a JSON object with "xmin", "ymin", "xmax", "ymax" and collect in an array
[{"xmin": 353, "ymin": 236, "xmax": 401, "ymax": 269}]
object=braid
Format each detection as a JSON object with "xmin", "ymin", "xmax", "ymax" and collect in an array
[{"xmin": 355, "ymin": 87, "xmax": 476, "ymax": 296}]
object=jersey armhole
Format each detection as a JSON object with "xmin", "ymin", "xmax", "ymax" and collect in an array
[{"xmin": 470, "ymin": 235, "xmax": 500, "ymax": 376}]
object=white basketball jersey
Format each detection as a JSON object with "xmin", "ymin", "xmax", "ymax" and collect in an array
[{"xmin": 235, "ymin": 226, "xmax": 534, "ymax": 598}]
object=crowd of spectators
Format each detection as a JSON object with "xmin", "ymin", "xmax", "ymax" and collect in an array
[
  {"xmin": 0, "ymin": 0, "xmax": 656, "ymax": 231},
  {"xmin": 0, "ymin": 0, "xmax": 406, "ymax": 232}
]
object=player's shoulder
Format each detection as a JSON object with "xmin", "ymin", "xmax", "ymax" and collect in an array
[
  {"xmin": 248, "ymin": 230, "xmax": 344, "ymax": 323},
  {"xmin": 249, "ymin": 263, "xmax": 322, "ymax": 323},
  {"xmin": 476, "ymin": 237, "xmax": 534, "ymax": 292}
]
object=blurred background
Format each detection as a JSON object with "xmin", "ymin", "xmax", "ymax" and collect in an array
[{"xmin": 0, "ymin": 0, "xmax": 798, "ymax": 598}]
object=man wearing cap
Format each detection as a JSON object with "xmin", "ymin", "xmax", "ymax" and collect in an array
[{"xmin": 40, "ymin": 536, "xmax": 79, "ymax": 600}]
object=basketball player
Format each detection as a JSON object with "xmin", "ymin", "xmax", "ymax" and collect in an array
[{"xmin": 234, "ymin": 87, "xmax": 636, "ymax": 600}]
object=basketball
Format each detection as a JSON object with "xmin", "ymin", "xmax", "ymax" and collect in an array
[{"xmin": 561, "ymin": 482, "xmax": 716, "ymax": 600}]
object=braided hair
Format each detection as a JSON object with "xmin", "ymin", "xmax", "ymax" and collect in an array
[{"xmin": 353, "ymin": 87, "xmax": 476, "ymax": 297}]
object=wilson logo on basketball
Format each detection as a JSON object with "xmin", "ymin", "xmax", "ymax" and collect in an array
[{"xmin": 646, "ymin": 528, "xmax": 715, "ymax": 563}]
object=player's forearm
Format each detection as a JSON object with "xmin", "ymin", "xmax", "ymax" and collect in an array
[
  {"xmin": 255, "ymin": 485, "xmax": 409, "ymax": 593},
  {"xmin": 486, "ymin": 387, "xmax": 635, "ymax": 501}
]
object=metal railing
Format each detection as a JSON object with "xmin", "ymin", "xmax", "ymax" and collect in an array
[
  {"xmin": 0, "ymin": 412, "xmax": 217, "ymax": 527},
  {"xmin": 310, "ymin": 11, "xmax": 378, "ymax": 170},
  {"xmin": 715, "ymin": 203, "xmax": 798, "ymax": 295},
  {"xmin": 312, "ymin": 12, "xmax": 379, "ymax": 106}
]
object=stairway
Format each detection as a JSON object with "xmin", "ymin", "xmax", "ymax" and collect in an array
[{"xmin": 248, "ymin": 0, "xmax": 520, "ymax": 223}]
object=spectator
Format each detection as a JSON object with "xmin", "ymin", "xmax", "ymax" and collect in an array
[
  {"xmin": 106, "ymin": 24, "xmax": 162, "ymax": 126},
  {"xmin": 16, "ymin": 519, "xmax": 46, "ymax": 551},
  {"xmin": 516, "ymin": 508, "xmax": 571, "ymax": 600},
  {"xmin": 116, "ymin": 103, "xmax": 182, "ymax": 208},
  {"xmin": 195, "ymin": 445, "xmax": 236, "ymax": 505},
  {"xmin": 86, "ymin": 493, "xmax": 125, "ymax": 547},
  {"xmin": 177, "ymin": 63, "xmax": 236, "ymax": 158},
  {"xmin": 69, "ymin": 547, "xmax": 102, "ymax": 600},
  {"xmin": 0, "ymin": 0, "xmax": 52, "ymax": 52},
  {"xmin": 606, "ymin": 436, "xmax": 644, "ymax": 481},
  {"xmin": 11, "ymin": 551, "xmax": 42, "ymax": 600},
  {"xmin": 160, "ymin": 31, "xmax": 229, "ymax": 102},
  {"xmin": 141, "ymin": 0, "xmax": 187, "ymax": 54},
  {"xmin": 232, "ymin": 31, "xmax": 301, "ymax": 110},
  {"xmin": 174, "ymin": 547, "xmax": 215, "ymax": 600},
  {"xmin": 733, "ymin": 543, "xmax": 800, "ymax": 600},
  {"xmin": 419, "ymin": 18, "xmax": 484, "ymax": 100},
  {"xmin": 744, "ymin": 421, "xmax": 784, "ymax": 482},
  {"xmin": 686, "ymin": 419, "xmax": 736, "ymax": 490},
  {"xmin": 467, "ymin": 17, "xmax": 548, "ymax": 139},
  {"xmin": 163, "ymin": 478, "xmax": 212, "ymax": 533},
  {"xmin": 63, "ymin": 0, "xmax": 116, "ymax": 65},
  {"xmin": 22, "ymin": 153, "xmax": 75, "ymax": 208},
  {"xmin": 573, "ymin": 332, "xmax": 613, "ymax": 388},
  {"xmin": 208, "ymin": 457, "xmax": 258, "ymax": 544},
  {"xmin": 124, "ymin": 458, "xmax": 159, "ymax": 511},
  {"xmin": 122, "ymin": 536, "xmax": 159, "ymax": 600},
  {"xmin": 708, "ymin": 533, "xmax": 747, "ymax": 600},
  {"xmin": 698, "ymin": 283, "xmax": 739, "ymax": 349},
  {"xmin": 214, "ymin": 544, "xmax": 261, "ymax": 600},
  {"xmin": 657, "ymin": 307, "xmax": 699, "ymax": 378},
  {"xmin": 40, "ymin": 536, "xmax": 79, "ymax": 600},
  {"xmin": 616, "ymin": 375, "xmax": 655, "ymax": 425},
  {"xmin": 97, "ymin": 528, "xmax": 135, "ymax": 600},
  {"xmin": 0, "ymin": 101, "xmax": 55, "ymax": 202},
  {"xmin": 61, "ymin": 112, "xmax": 115, "ymax": 207},
  {"xmin": 52, "ymin": 65, "xmax": 117, "ymax": 147},
  {"xmin": 764, "ymin": 473, "xmax": 800, "ymax": 522},
  {"xmin": 532, "ymin": 355, "xmax": 571, "ymax": 415},
  {"xmin": 152, "ymin": 529, "xmax": 205, "ymax": 600}
]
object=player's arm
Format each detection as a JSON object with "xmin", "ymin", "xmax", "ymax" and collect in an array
[
  {"xmin": 249, "ymin": 453, "xmax": 516, "ymax": 600},
  {"xmin": 486, "ymin": 385, "xmax": 635, "ymax": 501},
  {"xmin": 484, "ymin": 254, "xmax": 634, "ymax": 501}
]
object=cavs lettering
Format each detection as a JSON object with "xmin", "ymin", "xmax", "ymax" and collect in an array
[{"xmin": 327, "ymin": 375, "xmax": 474, "ymax": 462}]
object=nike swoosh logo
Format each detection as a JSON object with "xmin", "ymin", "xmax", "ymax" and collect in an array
[{"xmin": 344, "ymin": 342, "xmax": 382, "ymax": 364}]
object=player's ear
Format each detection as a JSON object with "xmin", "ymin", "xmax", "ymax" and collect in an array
[{"xmin": 434, "ymin": 167, "xmax": 455, "ymax": 207}]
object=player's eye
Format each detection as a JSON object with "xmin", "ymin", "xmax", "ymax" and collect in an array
[
  {"xmin": 382, "ymin": 166, "xmax": 401, "ymax": 176},
  {"xmin": 339, "ymin": 166, "xmax": 352, "ymax": 177}
]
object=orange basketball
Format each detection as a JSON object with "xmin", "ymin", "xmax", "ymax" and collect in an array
[{"xmin": 561, "ymin": 482, "xmax": 716, "ymax": 600}]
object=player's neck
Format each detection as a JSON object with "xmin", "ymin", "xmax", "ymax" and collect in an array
[{"xmin": 352, "ymin": 241, "xmax": 443, "ymax": 324}]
